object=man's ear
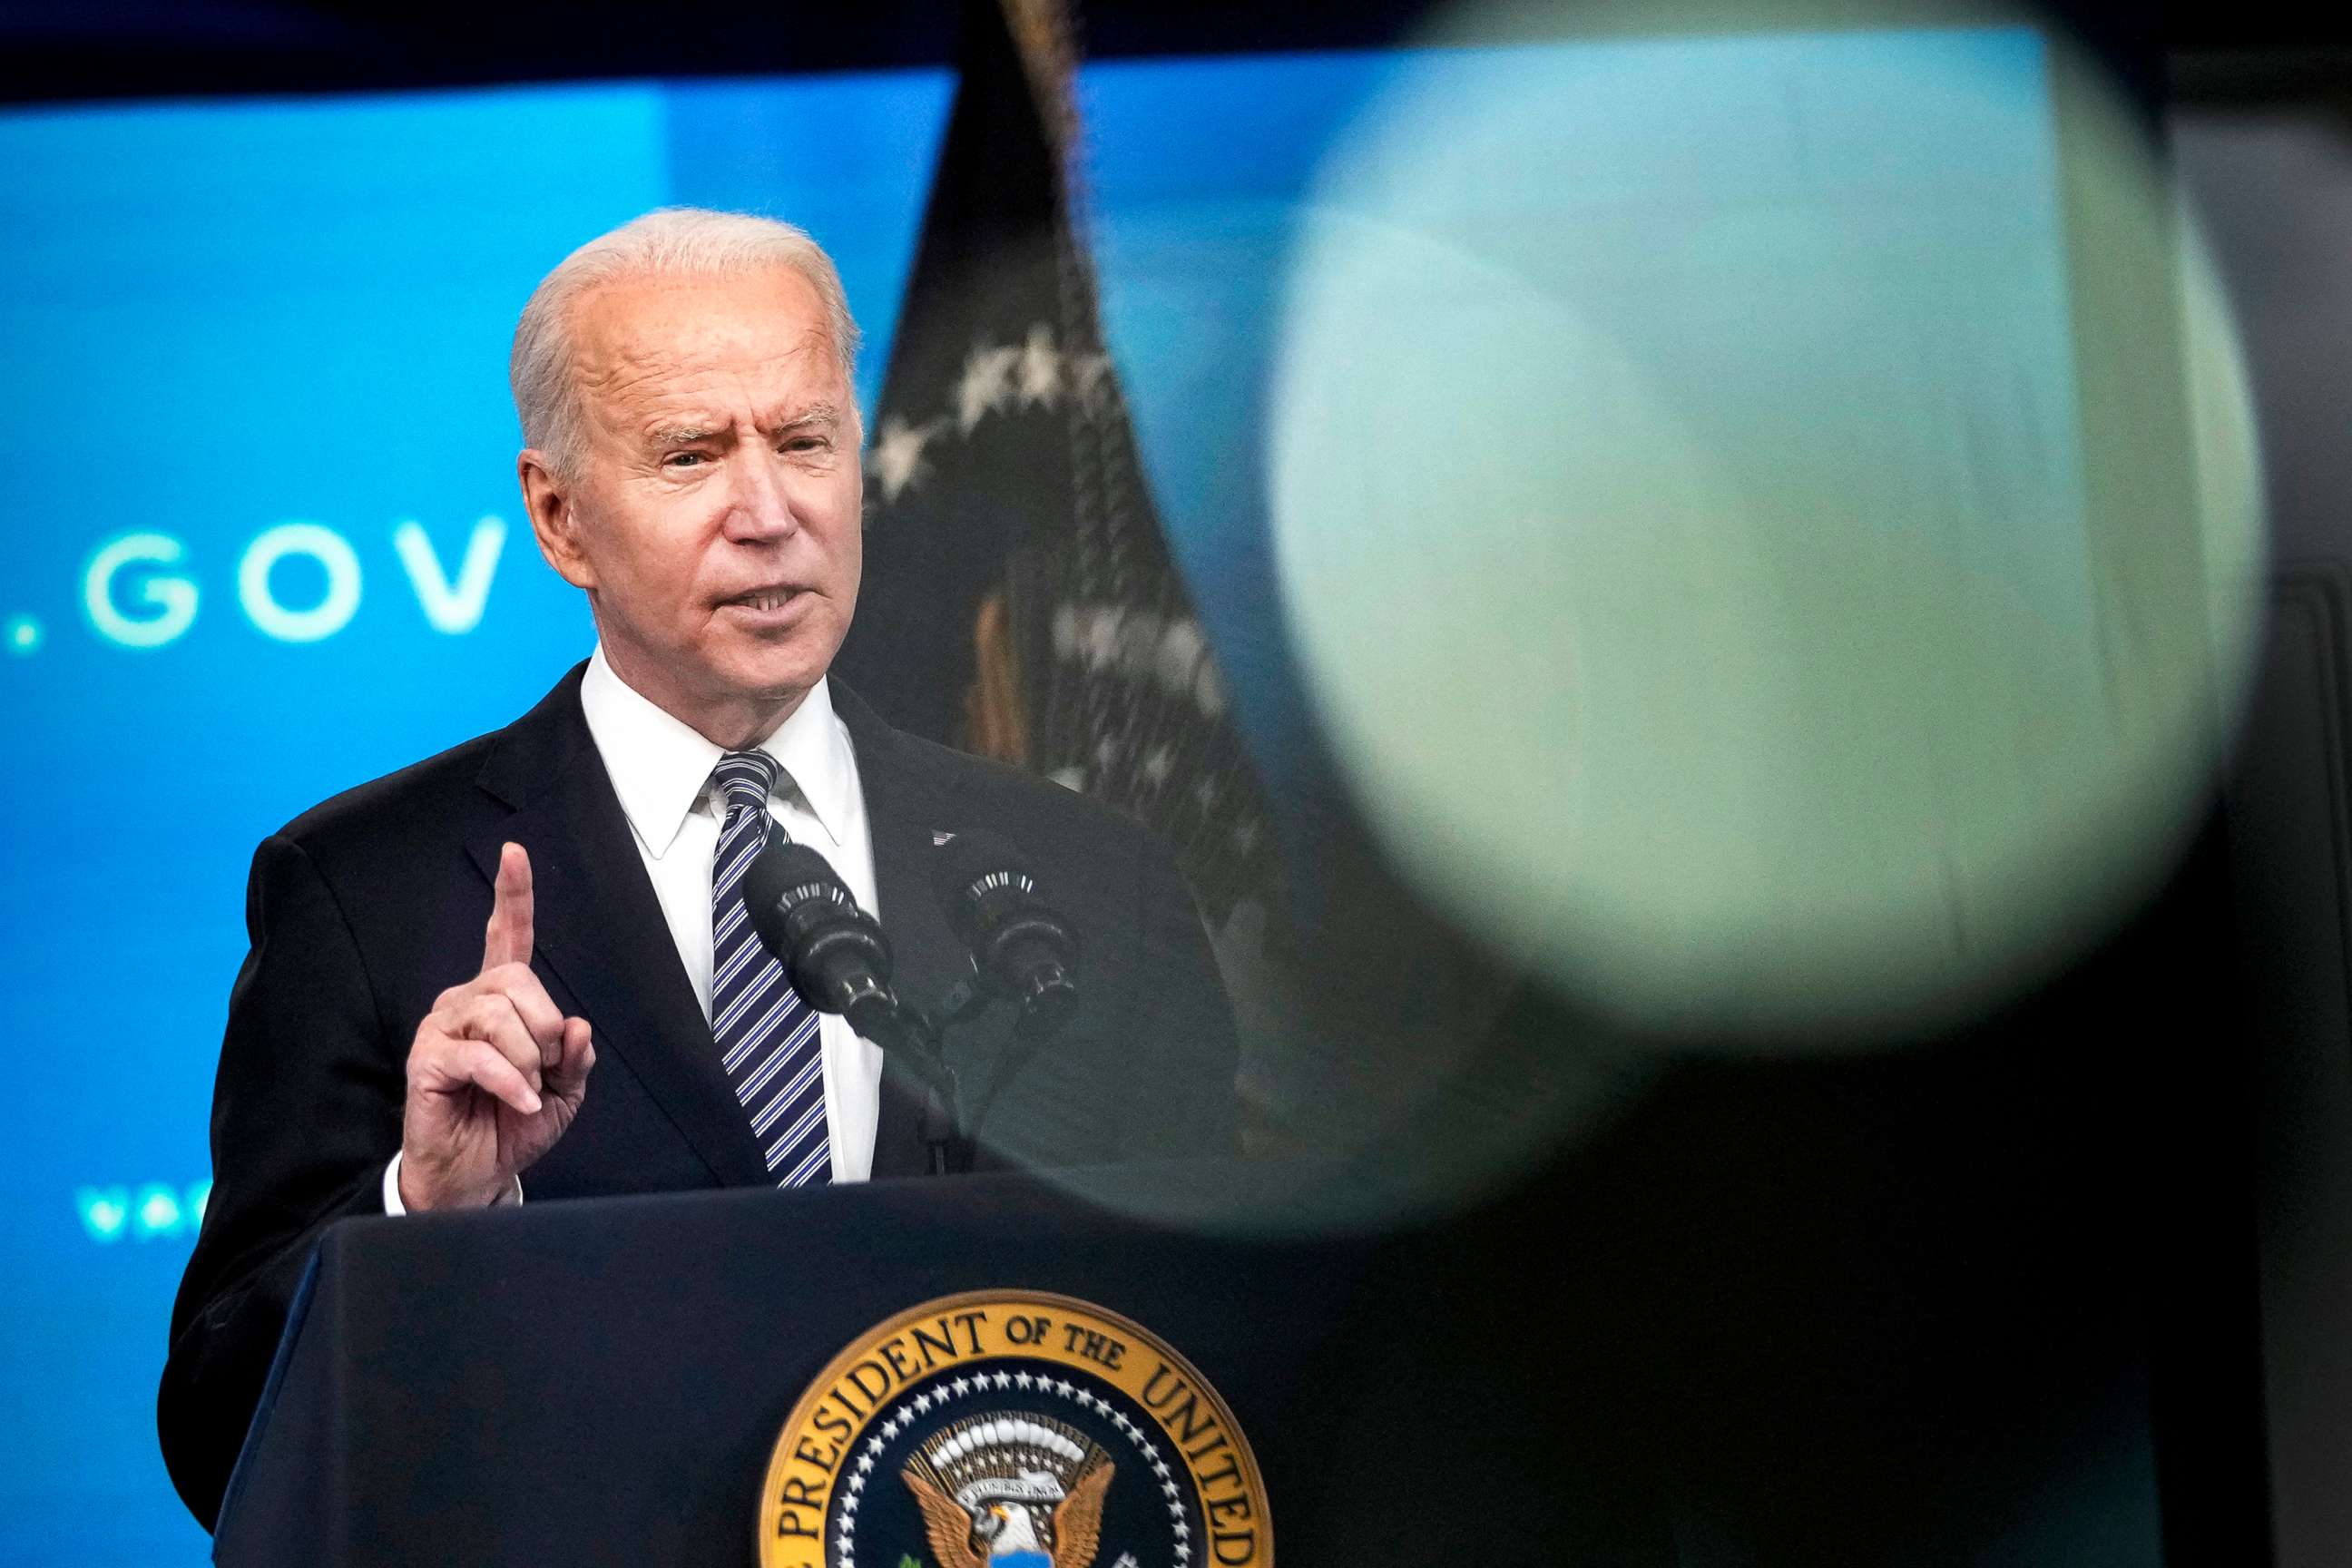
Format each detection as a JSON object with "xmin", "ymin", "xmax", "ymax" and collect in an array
[{"xmin": 518, "ymin": 449, "xmax": 595, "ymax": 590}]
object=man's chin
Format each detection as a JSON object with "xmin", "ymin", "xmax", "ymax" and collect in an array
[{"xmin": 708, "ymin": 642, "xmax": 837, "ymax": 709}]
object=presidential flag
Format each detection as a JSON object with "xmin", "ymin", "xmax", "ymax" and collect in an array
[{"xmin": 832, "ymin": 0, "xmax": 1279, "ymax": 926}]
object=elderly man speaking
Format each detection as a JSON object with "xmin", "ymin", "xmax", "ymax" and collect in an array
[{"xmin": 157, "ymin": 208, "xmax": 1241, "ymax": 1530}]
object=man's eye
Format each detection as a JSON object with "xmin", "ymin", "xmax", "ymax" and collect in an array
[{"xmin": 664, "ymin": 451, "xmax": 706, "ymax": 468}]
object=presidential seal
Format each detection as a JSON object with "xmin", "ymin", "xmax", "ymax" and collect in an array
[{"xmin": 759, "ymin": 1289, "xmax": 1270, "ymax": 1568}]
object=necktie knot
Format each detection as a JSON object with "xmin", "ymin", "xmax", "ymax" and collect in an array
[{"xmin": 712, "ymin": 750, "xmax": 780, "ymax": 826}]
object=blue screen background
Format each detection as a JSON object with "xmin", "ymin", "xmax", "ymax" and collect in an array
[{"xmin": 0, "ymin": 31, "xmax": 2105, "ymax": 1562}]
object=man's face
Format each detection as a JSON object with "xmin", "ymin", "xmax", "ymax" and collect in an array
[{"xmin": 526, "ymin": 266, "xmax": 862, "ymax": 743}]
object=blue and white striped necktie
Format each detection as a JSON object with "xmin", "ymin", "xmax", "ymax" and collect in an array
[{"xmin": 709, "ymin": 749, "xmax": 831, "ymax": 1188}]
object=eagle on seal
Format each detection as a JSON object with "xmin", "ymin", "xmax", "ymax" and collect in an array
[{"xmin": 900, "ymin": 1414, "xmax": 1114, "ymax": 1568}]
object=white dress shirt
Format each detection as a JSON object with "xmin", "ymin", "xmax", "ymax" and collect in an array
[{"xmin": 384, "ymin": 646, "xmax": 885, "ymax": 1211}]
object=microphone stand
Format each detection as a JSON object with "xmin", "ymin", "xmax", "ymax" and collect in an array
[
  {"xmin": 902, "ymin": 1008, "xmax": 969, "ymax": 1179},
  {"xmin": 849, "ymin": 994, "xmax": 971, "ymax": 1177},
  {"xmin": 838, "ymin": 968, "xmax": 1065, "ymax": 1180}
]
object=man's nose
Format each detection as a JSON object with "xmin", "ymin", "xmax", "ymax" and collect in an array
[{"xmin": 723, "ymin": 448, "xmax": 800, "ymax": 539}]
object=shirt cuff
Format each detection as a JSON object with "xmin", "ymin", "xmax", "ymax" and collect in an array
[{"xmin": 382, "ymin": 1152, "xmax": 522, "ymax": 1214}]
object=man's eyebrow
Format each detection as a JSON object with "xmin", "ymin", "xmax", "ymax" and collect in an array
[
  {"xmin": 644, "ymin": 419, "xmax": 720, "ymax": 446},
  {"xmin": 769, "ymin": 402, "xmax": 843, "ymax": 434}
]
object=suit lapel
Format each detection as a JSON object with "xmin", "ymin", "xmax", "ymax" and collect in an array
[
  {"xmin": 835, "ymin": 684, "xmax": 977, "ymax": 1179},
  {"xmin": 466, "ymin": 665, "xmax": 773, "ymax": 1191}
]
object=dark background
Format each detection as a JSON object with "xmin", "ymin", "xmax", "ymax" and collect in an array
[{"xmin": 0, "ymin": 0, "xmax": 2334, "ymax": 103}]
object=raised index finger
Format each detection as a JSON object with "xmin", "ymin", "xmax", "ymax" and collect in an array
[{"xmin": 482, "ymin": 841, "xmax": 534, "ymax": 973}]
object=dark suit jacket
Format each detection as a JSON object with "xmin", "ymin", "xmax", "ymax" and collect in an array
[{"xmin": 157, "ymin": 663, "xmax": 1240, "ymax": 1529}]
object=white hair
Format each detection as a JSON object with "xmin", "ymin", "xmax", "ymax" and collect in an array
[{"xmin": 510, "ymin": 207, "xmax": 863, "ymax": 476}]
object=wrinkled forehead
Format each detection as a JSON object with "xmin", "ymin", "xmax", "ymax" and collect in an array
[{"xmin": 569, "ymin": 267, "xmax": 845, "ymax": 412}]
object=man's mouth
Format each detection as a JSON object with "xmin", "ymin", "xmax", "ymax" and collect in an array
[{"xmin": 722, "ymin": 587, "xmax": 799, "ymax": 612}]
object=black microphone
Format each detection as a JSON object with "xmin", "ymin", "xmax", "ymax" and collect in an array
[
  {"xmin": 745, "ymin": 829, "xmax": 968, "ymax": 1174},
  {"xmin": 742, "ymin": 829, "xmax": 902, "ymax": 1046},
  {"xmin": 933, "ymin": 830, "xmax": 1079, "ymax": 1039}
]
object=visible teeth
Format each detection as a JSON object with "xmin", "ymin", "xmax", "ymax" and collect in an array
[{"xmin": 738, "ymin": 591, "xmax": 789, "ymax": 611}]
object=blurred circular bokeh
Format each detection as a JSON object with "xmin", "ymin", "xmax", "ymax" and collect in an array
[{"xmin": 1267, "ymin": 5, "xmax": 2265, "ymax": 1046}]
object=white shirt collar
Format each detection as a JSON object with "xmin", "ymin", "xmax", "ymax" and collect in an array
[{"xmin": 578, "ymin": 645, "xmax": 856, "ymax": 859}]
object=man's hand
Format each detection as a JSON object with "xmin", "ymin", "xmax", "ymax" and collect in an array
[{"xmin": 397, "ymin": 843, "xmax": 595, "ymax": 1210}]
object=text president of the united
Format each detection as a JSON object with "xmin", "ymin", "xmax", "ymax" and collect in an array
[{"xmin": 157, "ymin": 208, "xmax": 1242, "ymax": 1529}]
